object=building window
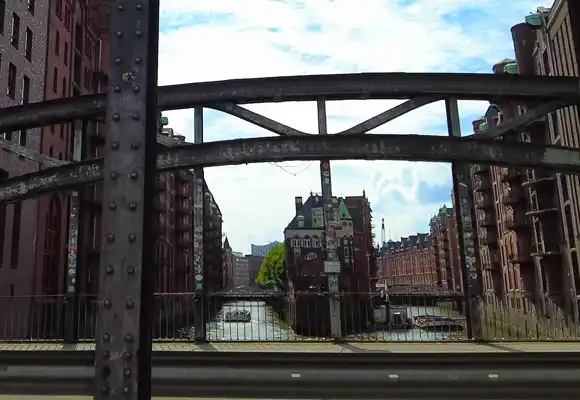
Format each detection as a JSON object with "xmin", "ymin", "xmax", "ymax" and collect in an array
[
  {"xmin": 292, "ymin": 237, "xmax": 301, "ymax": 247},
  {"xmin": 10, "ymin": 202, "xmax": 22, "ymax": 268},
  {"xmin": 61, "ymin": 77, "xmax": 67, "ymax": 97},
  {"xmin": 52, "ymin": 67, "xmax": 58, "ymax": 93},
  {"xmin": 56, "ymin": 0, "xmax": 62, "ymax": 19},
  {"xmin": 11, "ymin": 13, "xmax": 20, "ymax": 48},
  {"xmin": 7, "ymin": 63, "xmax": 16, "ymax": 98},
  {"xmin": 28, "ymin": 0, "xmax": 35, "ymax": 14},
  {"xmin": 55, "ymin": 31, "xmax": 60, "ymax": 55},
  {"xmin": 21, "ymin": 75, "xmax": 30, "ymax": 104},
  {"xmin": 64, "ymin": 5, "xmax": 70, "ymax": 31},
  {"xmin": 18, "ymin": 130, "xmax": 26, "ymax": 147},
  {"xmin": 64, "ymin": 42, "xmax": 68, "ymax": 65},
  {"xmin": 312, "ymin": 236, "xmax": 321, "ymax": 248},
  {"xmin": 303, "ymin": 237, "xmax": 311, "ymax": 248},
  {"xmin": 0, "ymin": 1, "xmax": 5, "ymax": 33},
  {"xmin": 25, "ymin": 28, "xmax": 33, "ymax": 60}
]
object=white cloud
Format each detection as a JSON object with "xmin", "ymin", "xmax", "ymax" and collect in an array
[{"xmin": 157, "ymin": 0, "xmax": 541, "ymax": 253}]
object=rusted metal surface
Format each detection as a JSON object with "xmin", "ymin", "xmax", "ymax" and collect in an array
[
  {"xmin": 337, "ymin": 97, "xmax": 440, "ymax": 135},
  {"xmin": 0, "ymin": 137, "xmax": 67, "ymax": 167},
  {"xmin": 4, "ymin": 135, "xmax": 580, "ymax": 205},
  {"xmin": 464, "ymin": 99, "xmax": 571, "ymax": 140},
  {"xmin": 446, "ymin": 99, "xmax": 484, "ymax": 341},
  {"xmin": 94, "ymin": 1, "xmax": 160, "ymax": 399},
  {"xmin": 192, "ymin": 107, "xmax": 206, "ymax": 341},
  {"xmin": 0, "ymin": 73, "xmax": 579, "ymax": 132}
]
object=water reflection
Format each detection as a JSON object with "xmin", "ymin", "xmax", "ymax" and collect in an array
[{"xmin": 182, "ymin": 301, "xmax": 463, "ymax": 341}]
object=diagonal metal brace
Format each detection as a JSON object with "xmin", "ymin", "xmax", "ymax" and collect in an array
[
  {"xmin": 0, "ymin": 137, "xmax": 68, "ymax": 167},
  {"xmin": 337, "ymin": 97, "xmax": 440, "ymax": 135},
  {"xmin": 463, "ymin": 99, "xmax": 570, "ymax": 140}
]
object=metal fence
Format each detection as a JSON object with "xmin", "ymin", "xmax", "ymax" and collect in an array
[{"xmin": 0, "ymin": 292, "xmax": 578, "ymax": 342}]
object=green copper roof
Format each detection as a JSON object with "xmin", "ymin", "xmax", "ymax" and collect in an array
[{"xmin": 338, "ymin": 200, "xmax": 352, "ymax": 220}]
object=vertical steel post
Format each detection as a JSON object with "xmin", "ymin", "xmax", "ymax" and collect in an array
[
  {"xmin": 446, "ymin": 98, "xmax": 484, "ymax": 341},
  {"xmin": 64, "ymin": 119, "xmax": 85, "ymax": 342},
  {"xmin": 193, "ymin": 107, "xmax": 207, "ymax": 342},
  {"xmin": 95, "ymin": 1, "xmax": 160, "ymax": 399},
  {"xmin": 317, "ymin": 99, "xmax": 342, "ymax": 339}
]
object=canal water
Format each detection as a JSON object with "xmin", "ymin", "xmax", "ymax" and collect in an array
[{"xmin": 183, "ymin": 300, "xmax": 464, "ymax": 341}]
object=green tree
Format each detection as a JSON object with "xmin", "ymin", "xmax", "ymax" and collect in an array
[{"xmin": 255, "ymin": 244, "xmax": 287, "ymax": 290}]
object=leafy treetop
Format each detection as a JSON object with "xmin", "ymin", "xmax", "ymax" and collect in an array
[{"xmin": 255, "ymin": 244, "xmax": 287, "ymax": 289}]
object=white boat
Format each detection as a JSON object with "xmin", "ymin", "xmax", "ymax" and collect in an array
[{"xmin": 224, "ymin": 310, "xmax": 251, "ymax": 323}]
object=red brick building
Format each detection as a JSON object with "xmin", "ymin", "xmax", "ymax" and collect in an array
[{"xmin": 376, "ymin": 234, "xmax": 435, "ymax": 289}]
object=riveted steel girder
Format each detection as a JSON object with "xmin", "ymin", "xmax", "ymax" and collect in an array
[
  {"xmin": 93, "ymin": 1, "xmax": 159, "ymax": 399},
  {"xmin": 2, "ymin": 134, "xmax": 580, "ymax": 204},
  {"xmin": 0, "ymin": 73, "xmax": 578, "ymax": 131}
]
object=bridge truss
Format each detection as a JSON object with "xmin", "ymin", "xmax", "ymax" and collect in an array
[{"xmin": 1, "ymin": 1, "xmax": 580, "ymax": 399}]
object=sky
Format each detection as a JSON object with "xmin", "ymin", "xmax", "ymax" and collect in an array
[{"xmin": 157, "ymin": 0, "xmax": 543, "ymax": 254}]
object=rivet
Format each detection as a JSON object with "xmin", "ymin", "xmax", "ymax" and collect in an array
[
  {"xmin": 113, "ymin": 113, "xmax": 120, "ymax": 121},
  {"xmin": 128, "ymin": 233, "xmax": 136, "ymax": 242},
  {"xmin": 132, "ymin": 113, "xmax": 140, "ymax": 121},
  {"xmin": 110, "ymin": 171, "xmax": 118, "ymax": 179},
  {"xmin": 123, "ymin": 387, "xmax": 130, "ymax": 394},
  {"xmin": 108, "ymin": 202, "xmax": 117, "ymax": 210},
  {"xmin": 116, "ymin": 31, "xmax": 123, "ymax": 38},
  {"xmin": 115, "ymin": 58, "xmax": 122, "ymax": 65},
  {"xmin": 136, "ymin": 4, "xmax": 143, "ymax": 11},
  {"xmin": 107, "ymin": 233, "xmax": 115, "ymax": 242},
  {"xmin": 125, "ymin": 299, "xmax": 134, "ymax": 309},
  {"xmin": 111, "ymin": 141, "xmax": 119, "ymax": 150},
  {"xmin": 105, "ymin": 265, "xmax": 114, "ymax": 274},
  {"xmin": 129, "ymin": 202, "xmax": 137, "ymax": 210},
  {"xmin": 135, "ymin": 30, "xmax": 142, "ymax": 36},
  {"xmin": 124, "ymin": 351, "xmax": 132, "ymax": 360},
  {"xmin": 113, "ymin": 85, "xmax": 121, "ymax": 92},
  {"xmin": 117, "ymin": 5, "xmax": 124, "ymax": 11},
  {"xmin": 124, "ymin": 368, "xmax": 132, "ymax": 377},
  {"xmin": 133, "ymin": 85, "xmax": 140, "ymax": 93},
  {"xmin": 124, "ymin": 333, "xmax": 133, "ymax": 342},
  {"xmin": 103, "ymin": 299, "xmax": 111, "ymax": 308},
  {"xmin": 102, "ymin": 333, "xmax": 111, "ymax": 342},
  {"xmin": 131, "ymin": 142, "xmax": 139, "ymax": 149},
  {"xmin": 101, "ymin": 386, "xmax": 109, "ymax": 395},
  {"xmin": 130, "ymin": 171, "xmax": 138, "ymax": 180},
  {"xmin": 127, "ymin": 266, "xmax": 135, "ymax": 275},
  {"xmin": 134, "ymin": 57, "xmax": 141, "ymax": 64}
]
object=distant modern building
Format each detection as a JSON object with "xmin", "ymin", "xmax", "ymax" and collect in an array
[
  {"xmin": 251, "ymin": 241, "xmax": 282, "ymax": 257},
  {"xmin": 232, "ymin": 252, "xmax": 249, "ymax": 288}
]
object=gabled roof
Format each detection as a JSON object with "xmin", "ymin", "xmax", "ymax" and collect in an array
[{"xmin": 285, "ymin": 194, "xmax": 324, "ymax": 230}]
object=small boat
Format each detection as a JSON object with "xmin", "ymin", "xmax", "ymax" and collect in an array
[{"xmin": 224, "ymin": 310, "xmax": 251, "ymax": 323}]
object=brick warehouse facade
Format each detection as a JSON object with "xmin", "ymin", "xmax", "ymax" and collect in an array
[
  {"xmin": 283, "ymin": 192, "xmax": 374, "ymax": 336},
  {"xmin": 376, "ymin": 206, "xmax": 461, "ymax": 292},
  {"xmin": 470, "ymin": 3, "xmax": 580, "ymax": 328},
  {"xmin": 0, "ymin": 1, "xmax": 226, "ymax": 340}
]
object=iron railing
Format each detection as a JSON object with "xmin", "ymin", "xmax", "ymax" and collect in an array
[{"xmin": 1, "ymin": 291, "xmax": 578, "ymax": 342}]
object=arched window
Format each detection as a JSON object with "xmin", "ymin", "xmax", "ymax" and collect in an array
[{"xmin": 42, "ymin": 195, "xmax": 62, "ymax": 294}]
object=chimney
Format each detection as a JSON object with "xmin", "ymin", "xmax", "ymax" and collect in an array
[{"xmin": 294, "ymin": 196, "xmax": 302, "ymax": 214}]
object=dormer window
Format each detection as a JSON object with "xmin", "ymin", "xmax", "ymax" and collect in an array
[{"xmin": 297, "ymin": 215, "xmax": 305, "ymax": 228}]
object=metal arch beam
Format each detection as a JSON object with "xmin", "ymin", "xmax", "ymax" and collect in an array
[
  {"xmin": 337, "ymin": 97, "xmax": 440, "ymax": 135},
  {"xmin": 0, "ymin": 137, "xmax": 68, "ymax": 167},
  {"xmin": 3, "ymin": 134, "xmax": 580, "ymax": 204},
  {"xmin": 464, "ymin": 99, "xmax": 572, "ymax": 140},
  {"xmin": 0, "ymin": 73, "xmax": 578, "ymax": 132}
]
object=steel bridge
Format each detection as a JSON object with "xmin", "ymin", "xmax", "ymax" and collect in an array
[{"xmin": 1, "ymin": 1, "xmax": 580, "ymax": 399}]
